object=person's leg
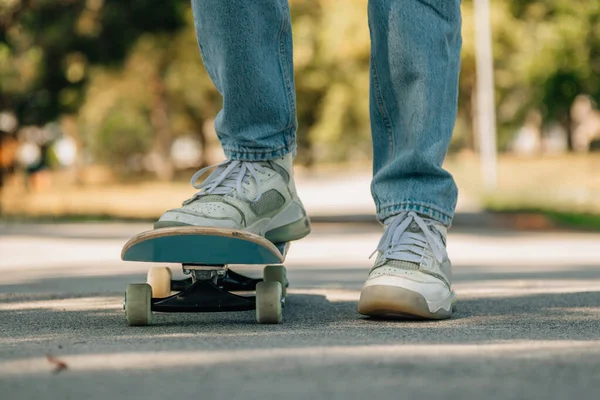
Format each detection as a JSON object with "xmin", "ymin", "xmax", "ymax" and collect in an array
[
  {"xmin": 358, "ymin": 0, "xmax": 462, "ymax": 319},
  {"xmin": 368, "ymin": 0, "xmax": 461, "ymax": 224},
  {"xmin": 156, "ymin": 0, "xmax": 310, "ymax": 242},
  {"xmin": 192, "ymin": 0, "xmax": 297, "ymax": 160}
]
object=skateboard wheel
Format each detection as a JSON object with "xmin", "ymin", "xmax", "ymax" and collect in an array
[
  {"xmin": 147, "ymin": 266, "xmax": 172, "ymax": 298},
  {"xmin": 263, "ymin": 265, "xmax": 287, "ymax": 298},
  {"xmin": 125, "ymin": 284, "xmax": 152, "ymax": 326},
  {"xmin": 255, "ymin": 281, "xmax": 282, "ymax": 324}
]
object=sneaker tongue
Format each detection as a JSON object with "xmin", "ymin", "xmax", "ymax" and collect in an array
[
  {"xmin": 406, "ymin": 220, "xmax": 444, "ymax": 245},
  {"xmin": 406, "ymin": 221, "xmax": 422, "ymax": 234},
  {"xmin": 406, "ymin": 220, "xmax": 444, "ymax": 244}
]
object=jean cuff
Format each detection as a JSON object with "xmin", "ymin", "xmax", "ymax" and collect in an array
[
  {"xmin": 377, "ymin": 201, "xmax": 454, "ymax": 227},
  {"xmin": 221, "ymin": 128, "xmax": 296, "ymax": 161}
]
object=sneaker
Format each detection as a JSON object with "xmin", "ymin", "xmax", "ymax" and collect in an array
[
  {"xmin": 357, "ymin": 211, "xmax": 456, "ymax": 319},
  {"xmin": 155, "ymin": 153, "xmax": 311, "ymax": 243}
]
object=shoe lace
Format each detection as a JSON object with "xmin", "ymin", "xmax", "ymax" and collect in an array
[
  {"xmin": 371, "ymin": 212, "xmax": 447, "ymax": 264},
  {"xmin": 188, "ymin": 160, "xmax": 266, "ymax": 202}
]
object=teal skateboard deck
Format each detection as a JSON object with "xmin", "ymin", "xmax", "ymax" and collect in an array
[
  {"xmin": 121, "ymin": 226, "xmax": 289, "ymax": 326},
  {"xmin": 122, "ymin": 226, "xmax": 288, "ymax": 265}
]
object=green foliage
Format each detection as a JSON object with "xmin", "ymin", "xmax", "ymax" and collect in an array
[
  {"xmin": 0, "ymin": 0, "xmax": 187, "ymax": 125},
  {"xmin": 291, "ymin": 0, "xmax": 371, "ymax": 164},
  {"xmin": 92, "ymin": 104, "xmax": 152, "ymax": 165}
]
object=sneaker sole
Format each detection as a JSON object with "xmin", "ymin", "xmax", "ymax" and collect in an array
[
  {"xmin": 358, "ymin": 285, "xmax": 456, "ymax": 320},
  {"xmin": 265, "ymin": 215, "xmax": 311, "ymax": 243},
  {"xmin": 155, "ymin": 215, "xmax": 311, "ymax": 243}
]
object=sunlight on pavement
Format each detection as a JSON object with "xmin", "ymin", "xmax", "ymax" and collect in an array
[
  {"xmin": 0, "ymin": 296, "xmax": 121, "ymax": 311},
  {"xmin": 2, "ymin": 341, "xmax": 600, "ymax": 377}
]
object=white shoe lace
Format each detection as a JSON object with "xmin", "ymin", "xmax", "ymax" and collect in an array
[
  {"xmin": 188, "ymin": 160, "xmax": 266, "ymax": 202},
  {"xmin": 371, "ymin": 212, "xmax": 447, "ymax": 264}
]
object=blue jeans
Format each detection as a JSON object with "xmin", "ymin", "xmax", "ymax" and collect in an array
[{"xmin": 191, "ymin": 0, "xmax": 462, "ymax": 226}]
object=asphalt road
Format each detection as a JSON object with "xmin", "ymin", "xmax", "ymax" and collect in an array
[{"xmin": 1, "ymin": 221, "xmax": 600, "ymax": 399}]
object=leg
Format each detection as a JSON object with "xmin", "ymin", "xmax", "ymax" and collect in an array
[
  {"xmin": 358, "ymin": 0, "xmax": 462, "ymax": 320},
  {"xmin": 192, "ymin": 0, "xmax": 297, "ymax": 161},
  {"xmin": 368, "ymin": 0, "xmax": 461, "ymax": 226},
  {"xmin": 156, "ymin": 1, "xmax": 310, "ymax": 241}
]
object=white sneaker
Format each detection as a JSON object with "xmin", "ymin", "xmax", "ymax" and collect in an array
[
  {"xmin": 155, "ymin": 153, "xmax": 311, "ymax": 243},
  {"xmin": 358, "ymin": 211, "xmax": 456, "ymax": 319}
]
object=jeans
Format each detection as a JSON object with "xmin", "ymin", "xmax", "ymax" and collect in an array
[{"xmin": 191, "ymin": 0, "xmax": 462, "ymax": 226}]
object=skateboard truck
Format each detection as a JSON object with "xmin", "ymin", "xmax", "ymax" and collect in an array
[
  {"xmin": 152, "ymin": 279, "xmax": 257, "ymax": 313},
  {"xmin": 151, "ymin": 266, "xmax": 268, "ymax": 313},
  {"xmin": 171, "ymin": 268, "xmax": 277, "ymax": 293},
  {"xmin": 172, "ymin": 265, "xmax": 267, "ymax": 291}
]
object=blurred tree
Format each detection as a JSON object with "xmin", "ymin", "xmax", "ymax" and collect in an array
[
  {"xmin": 511, "ymin": 0, "xmax": 600, "ymax": 149},
  {"xmin": 81, "ymin": 1, "xmax": 372, "ymax": 172},
  {"xmin": 0, "ymin": 0, "xmax": 187, "ymax": 181},
  {"xmin": 291, "ymin": 0, "xmax": 371, "ymax": 165},
  {"xmin": 78, "ymin": 9, "xmax": 220, "ymax": 178},
  {"xmin": 460, "ymin": 0, "xmax": 600, "ymax": 151},
  {"xmin": 0, "ymin": 0, "xmax": 186, "ymax": 124},
  {"xmin": 3, "ymin": 0, "xmax": 600, "ymax": 183}
]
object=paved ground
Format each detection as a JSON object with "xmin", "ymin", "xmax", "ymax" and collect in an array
[{"xmin": 1, "ymin": 221, "xmax": 600, "ymax": 399}]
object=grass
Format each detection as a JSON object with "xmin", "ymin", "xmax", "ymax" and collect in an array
[
  {"xmin": 445, "ymin": 152, "xmax": 600, "ymax": 230},
  {"xmin": 542, "ymin": 210, "xmax": 600, "ymax": 231},
  {"xmin": 484, "ymin": 206, "xmax": 600, "ymax": 231}
]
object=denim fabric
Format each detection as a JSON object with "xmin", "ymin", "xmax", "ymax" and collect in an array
[
  {"xmin": 192, "ymin": 0, "xmax": 297, "ymax": 160},
  {"xmin": 368, "ymin": 0, "xmax": 462, "ymax": 226},
  {"xmin": 191, "ymin": 0, "xmax": 462, "ymax": 226}
]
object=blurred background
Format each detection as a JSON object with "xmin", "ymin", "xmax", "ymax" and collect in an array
[{"xmin": 0, "ymin": 0, "xmax": 599, "ymax": 228}]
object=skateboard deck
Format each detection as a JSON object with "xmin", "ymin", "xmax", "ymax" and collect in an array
[
  {"xmin": 121, "ymin": 226, "xmax": 288, "ymax": 265},
  {"xmin": 121, "ymin": 226, "xmax": 289, "ymax": 326}
]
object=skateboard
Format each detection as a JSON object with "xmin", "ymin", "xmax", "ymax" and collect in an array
[{"xmin": 121, "ymin": 226, "xmax": 289, "ymax": 326}]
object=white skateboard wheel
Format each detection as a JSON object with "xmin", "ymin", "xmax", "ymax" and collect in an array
[
  {"xmin": 263, "ymin": 265, "xmax": 287, "ymax": 298},
  {"xmin": 146, "ymin": 266, "xmax": 172, "ymax": 298},
  {"xmin": 125, "ymin": 284, "xmax": 152, "ymax": 326},
  {"xmin": 255, "ymin": 281, "xmax": 283, "ymax": 324}
]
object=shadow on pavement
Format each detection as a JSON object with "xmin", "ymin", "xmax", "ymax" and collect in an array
[{"xmin": 1, "ymin": 269, "xmax": 600, "ymax": 348}]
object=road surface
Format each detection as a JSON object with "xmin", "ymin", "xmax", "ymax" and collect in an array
[{"xmin": 1, "ymin": 221, "xmax": 599, "ymax": 399}]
